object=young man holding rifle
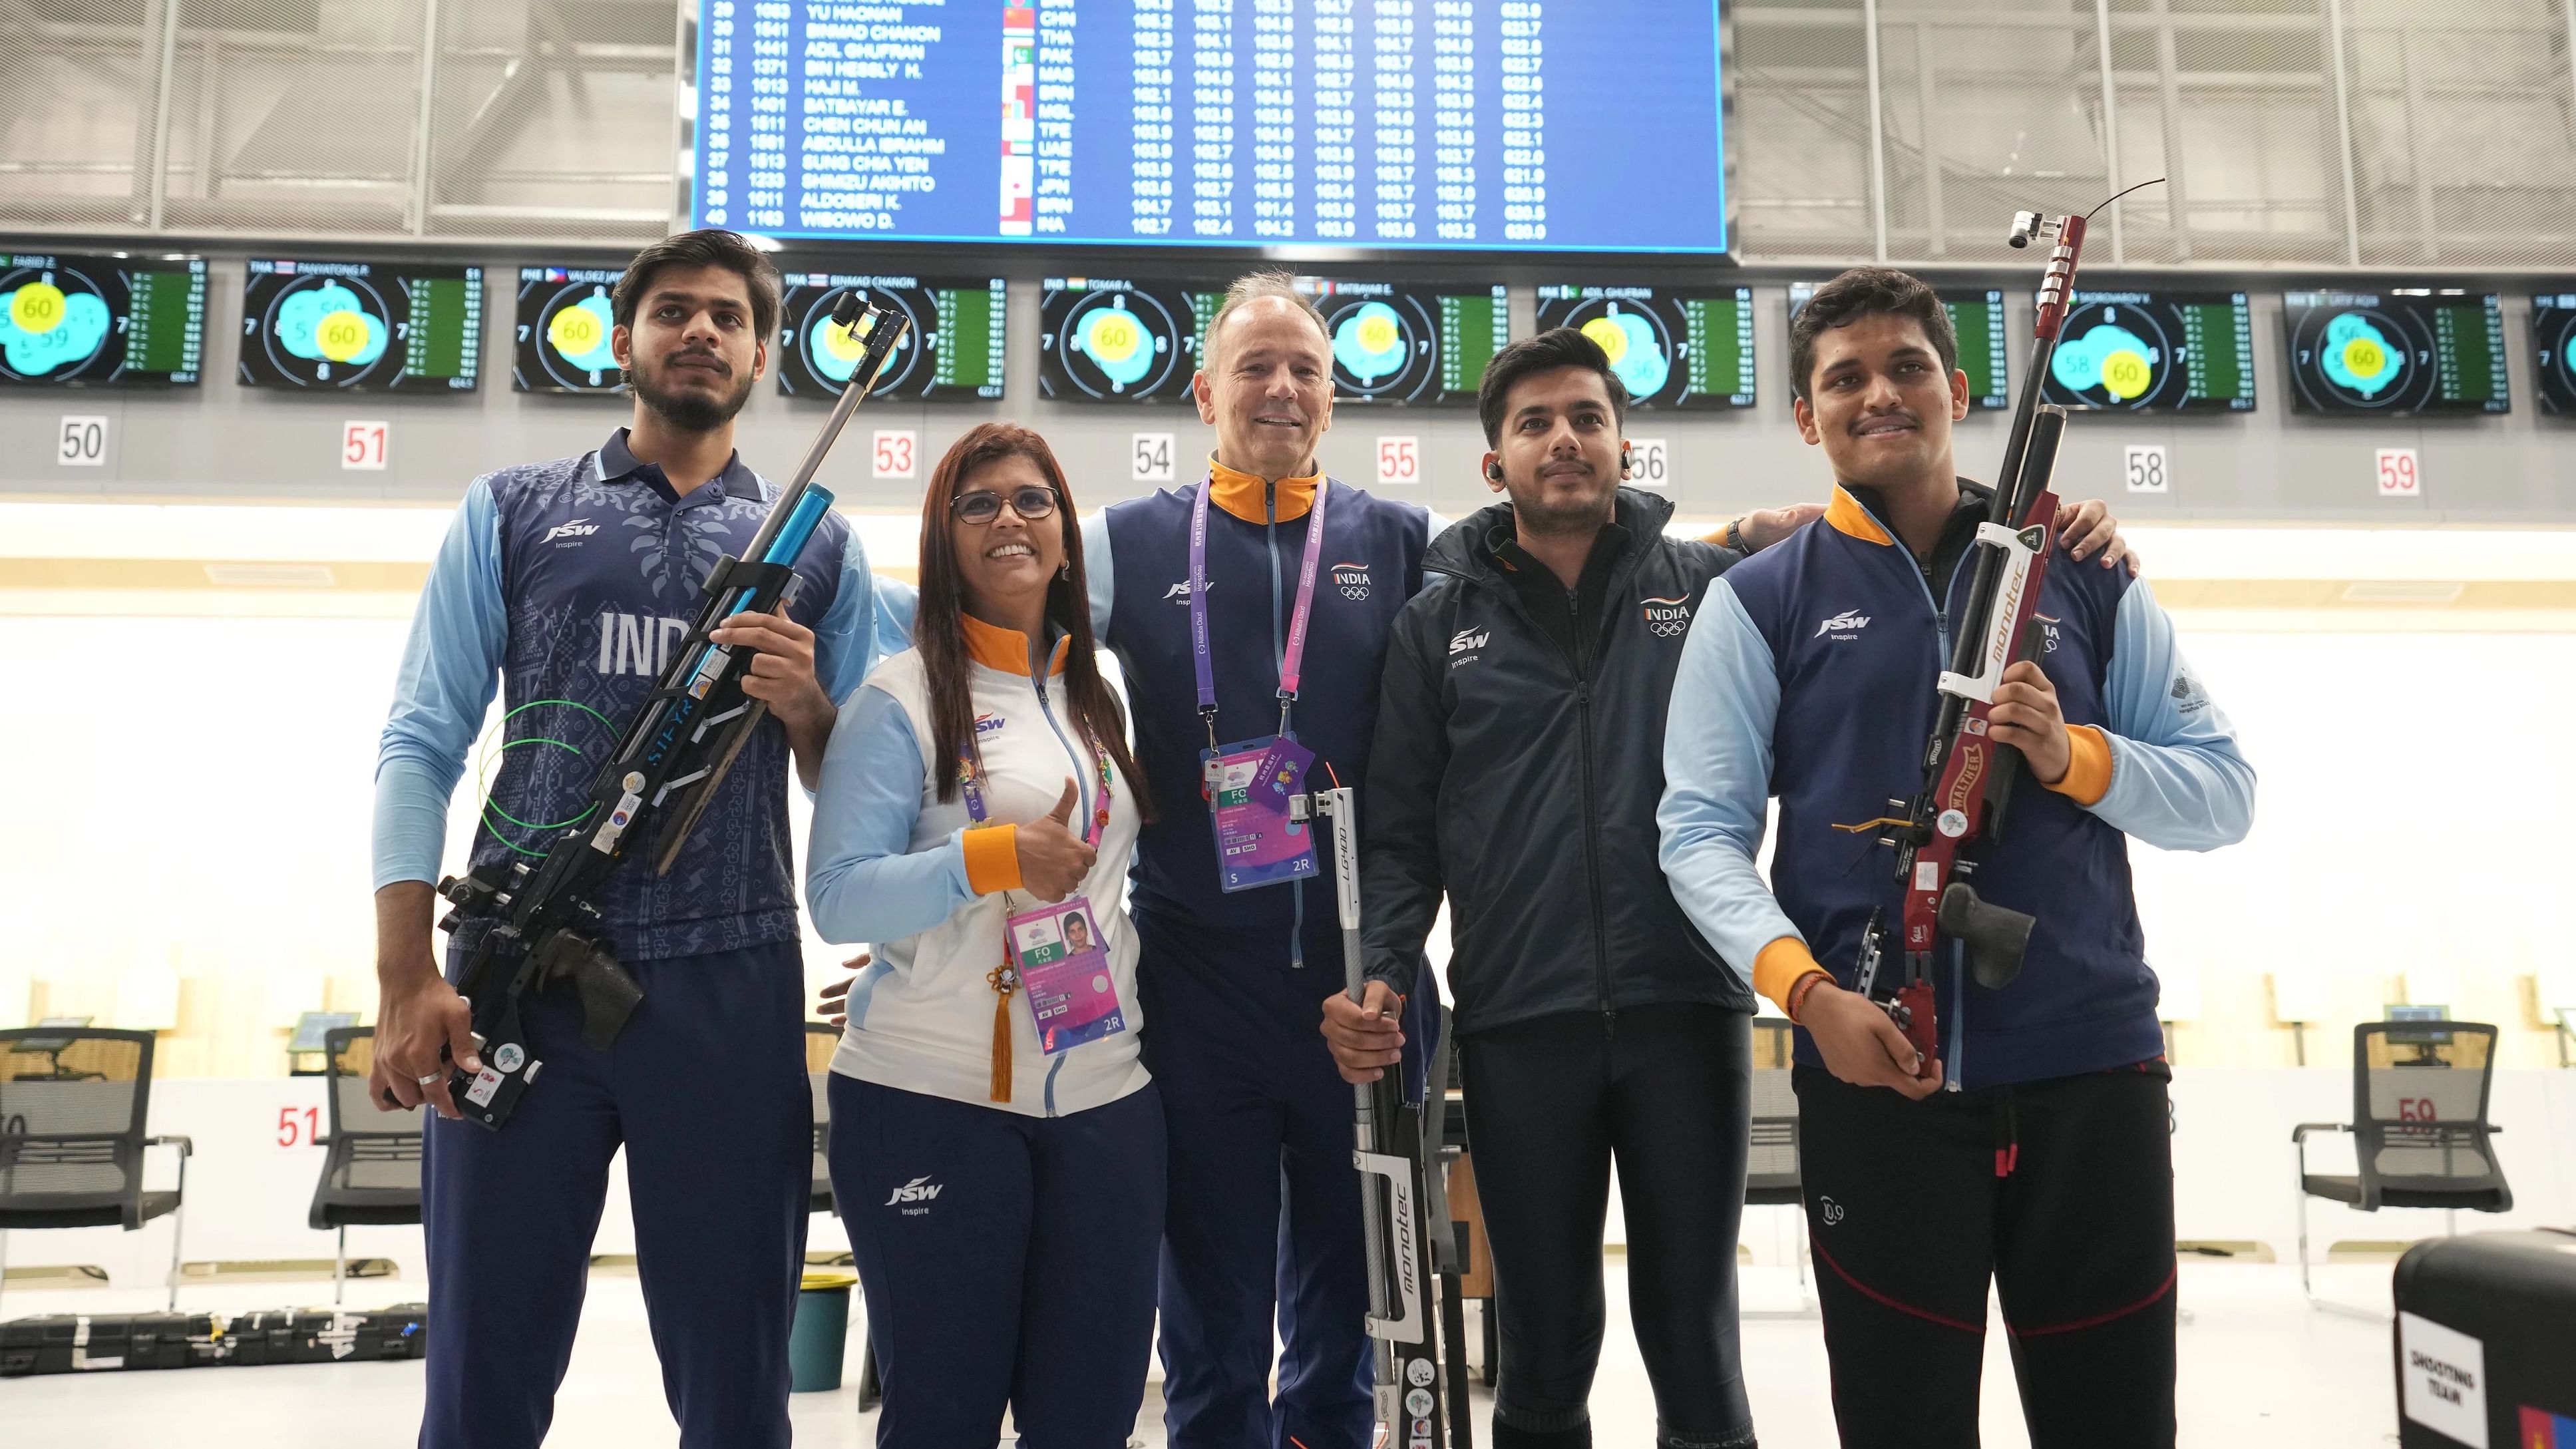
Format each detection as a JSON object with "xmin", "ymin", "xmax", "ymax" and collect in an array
[
  {"xmin": 369, "ymin": 230, "xmax": 878, "ymax": 1448},
  {"xmin": 1321, "ymin": 326, "xmax": 2127, "ymax": 1449},
  {"xmin": 1657, "ymin": 266, "xmax": 2254, "ymax": 1447}
]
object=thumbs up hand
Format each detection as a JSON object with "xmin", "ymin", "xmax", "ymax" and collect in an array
[{"xmin": 1011, "ymin": 778, "xmax": 1098, "ymax": 902}]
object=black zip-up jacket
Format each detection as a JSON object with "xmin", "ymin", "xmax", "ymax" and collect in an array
[{"xmin": 1360, "ymin": 488, "xmax": 1757, "ymax": 1034}]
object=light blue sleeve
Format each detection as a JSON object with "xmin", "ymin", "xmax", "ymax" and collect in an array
[
  {"xmin": 371, "ymin": 479, "xmax": 509, "ymax": 891},
  {"xmin": 811, "ymin": 526, "xmax": 878, "ymax": 708},
  {"xmin": 2087, "ymin": 578, "xmax": 2257, "ymax": 851},
  {"xmin": 872, "ymin": 576, "xmax": 919, "ymax": 666},
  {"xmin": 1081, "ymin": 509, "xmax": 1116, "ymax": 638},
  {"xmin": 1655, "ymin": 576, "xmax": 1797, "ymax": 985},
  {"xmin": 805, "ymin": 683, "xmax": 978, "ymax": 944}
]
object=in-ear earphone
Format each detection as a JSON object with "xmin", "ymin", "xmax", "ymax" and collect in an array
[
  {"xmin": 1485, "ymin": 459, "xmax": 1505, "ymax": 482},
  {"xmin": 1619, "ymin": 445, "xmax": 1632, "ymax": 479}
]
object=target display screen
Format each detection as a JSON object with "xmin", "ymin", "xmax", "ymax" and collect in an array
[
  {"xmin": 240, "ymin": 259, "xmax": 483, "ymax": 391},
  {"xmin": 775, "ymin": 272, "xmax": 1007, "ymax": 401},
  {"xmin": 2040, "ymin": 291, "xmax": 2256, "ymax": 413},
  {"xmin": 514, "ymin": 266, "xmax": 625, "ymax": 394},
  {"xmin": 2285, "ymin": 287, "xmax": 2509, "ymax": 415},
  {"xmin": 0, "ymin": 251, "xmax": 206, "ymax": 387},
  {"xmin": 1297, "ymin": 278, "xmax": 1507, "ymax": 407},
  {"xmin": 1791, "ymin": 283, "xmax": 2010, "ymax": 410},
  {"xmin": 1038, "ymin": 277, "xmax": 1223, "ymax": 403},
  {"xmin": 2532, "ymin": 293, "xmax": 2576, "ymax": 416},
  {"xmin": 1535, "ymin": 285, "xmax": 1755, "ymax": 409}
]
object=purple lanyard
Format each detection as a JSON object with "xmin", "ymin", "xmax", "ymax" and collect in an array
[
  {"xmin": 1189, "ymin": 471, "xmax": 1329, "ymax": 753},
  {"xmin": 959, "ymin": 743, "xmax": 1114, "ymax": 848}
]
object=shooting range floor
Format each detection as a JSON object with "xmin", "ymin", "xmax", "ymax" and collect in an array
[{"xmin": 0, "ymin": 1260, "xmax": 2400, "ymax": 1446}]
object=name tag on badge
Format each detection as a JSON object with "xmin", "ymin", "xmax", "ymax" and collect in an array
[
  {"xmin": 1007, "ymin": 896, "xmax": 1127, "ymax": 1055},
  {"xmin": 1205, "ymin": 736, "xmax": 1321, "ymax": 892}
]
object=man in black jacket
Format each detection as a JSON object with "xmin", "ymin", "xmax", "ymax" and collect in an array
[{"xmin": 1320, "ymin": 329, "xmax": 2126, "ymax": 1449}]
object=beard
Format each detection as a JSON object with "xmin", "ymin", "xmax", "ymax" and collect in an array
[
  {"xmin": 629, "ymin": 349, "xmax": 754, "ymax": 433},
  {"xmin": 1509, "ymin": 467, "xmax": 1618, "ymax": 536}
]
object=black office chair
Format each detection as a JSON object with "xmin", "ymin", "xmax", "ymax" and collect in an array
[
  {"xmin": 1744, "ymin": 1019, "xmax": 1815, "ymax": 1318},
  {"xmin": 307, "ymin": 1027, "xmax": 424, "ymax": 1305},
  {"xmin": 803, "ymin": 1024, "xmax": 839, "ymax": 1215},
  {"xmin": 0, "ymin": 1027, "xmax": 192, "ymax": 1315},
  {"xmin": 2293, "ymin": 1020, "xmax": 2512, "ymax": 1317}
]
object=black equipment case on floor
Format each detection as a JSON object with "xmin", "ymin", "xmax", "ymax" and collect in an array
[
  {"xmin": 0, "ymin": 1305, "xmax": 427, "ymax": 1376},
  {"xmin": 2392, "ymin": 1229, "xmax": 2576, "ymax": 1447}
]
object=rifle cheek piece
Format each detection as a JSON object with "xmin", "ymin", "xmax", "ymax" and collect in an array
[{"xmin": 1937, "ymin": 882, "xmax": 2034, "ymax": 991}]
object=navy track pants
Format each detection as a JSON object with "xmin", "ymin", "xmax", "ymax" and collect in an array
[
  {"xmin": 1136, "ymin": 907, "xmax": 1374, "ymax": 1449},
  {"xmin": 829, "ymin": 1074, "xmax": 1166, "ymax": 1447},
  {"xmin": 419, "ymin": 942, "xmax": 811, "ymax": 1449}
]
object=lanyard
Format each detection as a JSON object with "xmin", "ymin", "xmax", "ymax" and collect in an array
[
  {"xmin": 1189, "ymin": 471, "xmax": 1329, "ymax": 755},
  {"xmin": 958, "ymin": 740, "xmax": 1115, "ymax": 847}
]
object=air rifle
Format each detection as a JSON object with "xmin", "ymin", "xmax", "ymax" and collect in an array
[
  {"xmin": 1848, "ymin": 204, "xmax": 2102, "ymax": 1078},
  {"xmin": 1298, "ymin": 782, "xmax": 1469, "ymax": 1449},
  {"xmin": 431, "ymin": 294, "xmax": 910, "ymax": 1128}
]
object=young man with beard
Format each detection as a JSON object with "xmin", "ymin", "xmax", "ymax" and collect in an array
[
  {"xmin": 1658, "ymin": 268, "xmax": 2253, "ymax": 1448},
  {"xmin": 369, "ymin": 230, "xmax": 878, "ymax": 1448},
  {"xmin": 1320, "ymin": 328, "xmax": 2126, "ymax": 1449}
]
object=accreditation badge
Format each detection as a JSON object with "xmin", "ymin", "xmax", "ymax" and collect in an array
[
  {"xmin": 1007, "ymin": 897, "xmax": 1127, "ymax": 1055},
  {"xmin": 1205, "ymin": 735, "xmax": 1321, "ymax": 892}
]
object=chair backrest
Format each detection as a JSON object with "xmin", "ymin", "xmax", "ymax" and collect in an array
[
  {"xmin": 2351, "ymin": 1020, "xmax": 2502, "ymax": 1191},
  {"xmin": 0, "ymin": 1028, "xmax": 156, "ymax": 1205},
  {"xmin": 804, "ymin": 1023, "xmax": 839, "ymax": 1202},
  {"xmin": 323, "ymin": 1027, "xmax": 423, "ymax": 1141},
  {"xmin": 1747, "ymin": 1020, "xmax": 1800, "ymax": 1193}
]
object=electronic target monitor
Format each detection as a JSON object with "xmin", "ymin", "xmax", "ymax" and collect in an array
[
  {"xmin": 1535, "ymin": 285, "xmax": 1756, "ymax": 409},
  {"xmin": 2532, "ymin": 292, "xmax": 2576, "ymax": 416},
  {"xmin": 515, "ymin": 266, "xmax": 625, "ymax": 394},
  {"xmin": 1039, "ymin": 277, "xmax": 1224, "ymax": 403},
  {"xmin": 240, "ymin": 259, "xmax": 483, "ymax": 392},
  {"xmin": 775, "ymin": 272, "xmax": 1007, "ymax": 401},
  {"xmin": 1789, "ymin": 283, "xmax": 2010, "ymax": 410},
  {"xmin": 2040, "ymin": 290, "xmax": 2257, "ymax": 413},
  {"xmin": 1298, "ymin": 278, "xmax": 1507, "ymax": 407},
  {"xmin": 0, "ymin": 251, "xmax": 206, "ymax": 387},
  {"xmin": 2284, "ymin": 286, "xmax": 2509, "ymax": 415},
  {"xmin": 690, "ymin": 0, "xmax": 1730, "ymax": 254}
]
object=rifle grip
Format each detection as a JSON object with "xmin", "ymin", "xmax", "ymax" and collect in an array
[
  {"xmin": 1895, "ymin": 980, "xmax": 1938, "ymax": 1072},
  {"xmin": 1938, "ymin": 881, "xmax": 2036, "ymax": 991},
  {"xmin": 572, "ymin": 953, "xmax": 645, "ymax": 1050}
]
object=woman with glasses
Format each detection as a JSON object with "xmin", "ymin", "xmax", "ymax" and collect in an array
[{"xmin": 806, "ymin": 422, "xmax": 1159, "ymax": 1443}]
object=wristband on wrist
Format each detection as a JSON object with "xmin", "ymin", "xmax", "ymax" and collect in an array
[
  {"xmin": 1725, "ymin": 517, "xmax": 1749, "ymax": 554},
  {"xmin": 1784, "ymin": 970, "xmax": 1829, "ymax": 1025}
]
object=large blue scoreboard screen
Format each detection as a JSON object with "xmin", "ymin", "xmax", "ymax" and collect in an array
[{"xmin": 692, "ymin": 1, "xmax": 1729, "ymax": 254}]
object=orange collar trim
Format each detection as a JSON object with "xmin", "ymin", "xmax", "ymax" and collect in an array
[
  {"xmin": 1208, "ymin": 458, "xmax": 1321, "ymax": 524},
  {"xmin": 961, "ymin": 612, "xmax": 1069, "ymax": 676},
  {"xmin": 1823, "ymin": 485, "xmax": 1896, "ymax": 548}
]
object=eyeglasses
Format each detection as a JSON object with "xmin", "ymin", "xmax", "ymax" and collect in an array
[{"xmin": 950, "ymin": 485, "xmax": 1059, "ymax": 524}]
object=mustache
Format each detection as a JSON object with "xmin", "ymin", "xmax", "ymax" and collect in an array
[{"xmin": 661, "ymin": 347, "xmax": 731, "ymax": 377}]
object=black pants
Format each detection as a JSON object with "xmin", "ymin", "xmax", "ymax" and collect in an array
[
  {"xmin": 1793, "ymin": 1062, "xmax": 2179, "ymax": 1449},
  {"xmin": 1459, "ymin": 1004, "xmax": 1755, "ymax": 1448}
]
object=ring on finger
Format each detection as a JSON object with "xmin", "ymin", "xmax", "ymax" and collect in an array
[{"xmin": 416, "ymin": 1072, "xmax": 444, "ymax": 1086}]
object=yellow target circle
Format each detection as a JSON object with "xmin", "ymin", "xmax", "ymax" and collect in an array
[
  {"xmin": 548, "ymin": 304, "xmax": 604, "ymax": 356},
  {"xmin": 1358, "ymin": 314, "xmax": 1399, "ymax": 353},
  {"xmin": 820, "ymin": 315, "xmax": 872, "ymax": 363},
  {"xmin": 316, "ymin": 309, "xmax": 371, "ymax": 363},
  {"xmin": 2340, "ymin": 336, "xmax": 2388, "ymax": 380},
  {"xmin": 1580, "ymin": 315, "xmax": 1630, "ymax": 363},
  {"xmin": 10, "ymin": 282, "xmax": 67, "ymax": 333},
  {"xmin": 1085, "ymin": 312, "xmax": 1141, "ymax": 361},
  {"xmin": 2100, "ymin": 349, "xmax": 2152, "ymax": 401}
]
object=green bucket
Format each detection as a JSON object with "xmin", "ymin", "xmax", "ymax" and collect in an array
[{"xmin": 790, "ymin": 1271, "xmax": 858, "ymax": 1392}]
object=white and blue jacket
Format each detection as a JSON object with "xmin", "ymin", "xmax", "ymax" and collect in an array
[
  {"xmin": 371, "ymin": 428, "xmax": 878, "ymax": 962},
  {"xmin": 1658, "ymin": 483, "xmax": 2255, "ymax": 1089},
  {"xmin": 806, "ymin": 617, "xmax": 1149, "ymax": 1118}
]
